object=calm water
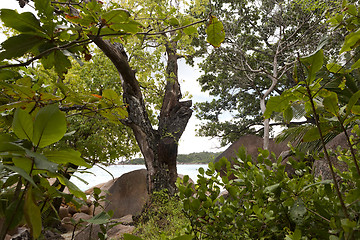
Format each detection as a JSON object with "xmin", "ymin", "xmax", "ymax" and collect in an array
[{"xmin": 71, "ymin": 164, "xmax": 208, "ymax": 191}]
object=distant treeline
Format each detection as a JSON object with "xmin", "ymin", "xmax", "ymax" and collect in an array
[{"xmin": 123, "ymin": 151, "xmax": 221, "ymax": 165}]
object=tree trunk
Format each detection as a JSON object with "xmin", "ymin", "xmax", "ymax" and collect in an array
[{"xmin": 91, "ymin": 36, "xmax": 192, "ymax": 194}]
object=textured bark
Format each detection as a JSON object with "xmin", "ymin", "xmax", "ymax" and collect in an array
[{"xmin": 91, "ymin": 36, "xmax": 191, "ymax": 193}]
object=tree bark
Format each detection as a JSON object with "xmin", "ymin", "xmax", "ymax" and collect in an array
[{"xmin": 91, "ymin": 36, "xmax": 192, "ymax": 194}]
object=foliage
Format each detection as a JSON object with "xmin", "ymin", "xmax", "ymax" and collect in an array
[
  {"xmin": 126, "ymin": 151, "xmax": 220, "ymax": 165},
  {"xmin": 178, "ymin": 145, "xmax": 360, "ymax": 239},
  {"xmin": 127, "ymin": 190, "xmax": 192, "ymax": 240},
  {"xmin": 0, "ymin": 104, "xmax": 89, "ymax": 239},
  {"xmin": 193, "ymin": 0, "xmax": 342, "ymax": 145}
]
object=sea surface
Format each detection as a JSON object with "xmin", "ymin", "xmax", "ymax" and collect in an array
[{"xmin": 71, "ymin": 164, "xmax": 209, "ymax": 191}]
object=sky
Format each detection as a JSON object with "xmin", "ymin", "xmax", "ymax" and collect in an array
[{"xmin": 0, "ymin": 1, "xmax": 228, "ymax": 154}]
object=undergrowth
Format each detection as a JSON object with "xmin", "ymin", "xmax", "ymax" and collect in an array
[{"xmin": 129, "ymin": 189, "xmax": 190, "ymax": 240}]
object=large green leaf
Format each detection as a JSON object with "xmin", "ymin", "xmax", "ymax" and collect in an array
[
  {"xmin": 44, "ymin": 149, "xmax": 91, "ymax": 168},
  {"xmin": 206, "ymin": 16, "xmax": 225, "ymax": 48},
  {"xmin": 346, "ymin": 90, "xmax": 360, "ymax": 116},
  {"xmin": 12, "ymin": 108, "xmax": 33, "ymax": 141},
  {"xmin": 300, "ymin": 50, "xmax": 324, "ymax": 83},
  {"xmin": 85, "ymin": 211, "xmax": 111, "ymax": 225},
  {"xmin": 0, "ymin": 34, "xmax": 44, "ymax": 60},
  {"xmin": 0, "ymin": 9, "xmax": 44, "ymax": 33},
  {"xmin": 323, "ymin": 92, "xmax": 339, "ymax": 116},
  {"xmin": 102, "ymin": 8, "xmax": 130, "ymax": 24},
  {"xmin": 32, "ymin": 104, "xmax": 67, "ymax": 148},
  {"xmin": 59, "ymin": 177, "xmax": 86, "ymax": 200},
  {"xmin": 34, "ymin": 0, "xmax": 54, "ymax": 20},
  {"xmin": 25, "ymin": 150, "xmax": 58, "ymax": 172},
  {"xmin": 24, "ymin": 187, "xmax": 42, "ymax": 239}
]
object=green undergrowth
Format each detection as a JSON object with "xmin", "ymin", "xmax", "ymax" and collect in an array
[{"xmin": 129, "ymin": 190, "xmax": 190, "ymax": 240}]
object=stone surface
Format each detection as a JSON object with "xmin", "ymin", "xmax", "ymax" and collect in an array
[
  {"xmin": 313, "ymin": 131, "xmax": 351, "ymax": 180},
  {"xmin": 74, "ymin": 223, "xmax": 135, "ymax": 240},
  {"xmin": 79, "ymin": 205, "xmax": 91, "ymax": 215},
  {"xmin": 72, "ymin": 212, "xmax": 92, "ymax": 222},
  {"xmin": 98, "ymin": 169, "xmax": 149, "ymax": 219},
  {"xmin": 59, "ymin": 206, "xmax": 70, "ymax": 220},
  {"xmin": 117, "ymin": 214, "xmax": 133, "ymax": 225}
]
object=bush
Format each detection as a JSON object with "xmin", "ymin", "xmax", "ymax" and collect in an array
[{"xmin": 177, "ymin": 146, "xmax": 360, "ymax": 239}]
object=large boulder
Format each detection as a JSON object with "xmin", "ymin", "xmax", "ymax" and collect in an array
[
  {"xmin": 313, "ymin": 131, "xmax": 351, "ymax": 180},
  {"xmin": 215, "ymin": 135, "xmax": 289, "ymax": 165},
  {"xmin": 99, "ymin": 169, "xmax": 149, "ymax": 219}
]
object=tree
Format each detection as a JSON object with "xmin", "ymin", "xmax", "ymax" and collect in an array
[
  {"xmin": 0, "ymin": 0, "xmax": 224, "ymax": 194},
  {"xmin": 194, "ymin": 0, "xmax": 341, "ymax": 147}
]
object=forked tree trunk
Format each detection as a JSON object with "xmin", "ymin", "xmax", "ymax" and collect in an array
[{"xmin": 91, "ymin": 36, "xmax": 192, "ymax": 194}]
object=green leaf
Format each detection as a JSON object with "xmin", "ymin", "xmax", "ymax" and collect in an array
[
  {"xmin": 24, "ymin": 187, "xmax": 42, "ymax": 239},
  {"xmin": 12, "ymin": 108, "xmax": 33, "ymax": 141},
  {"xmin": 32, "ymin": 104, "xmax": 67, "ymax": 148},
  {"xmin": 85, "ymin": 211, "xmax": 111, "ymax": 225},
  {"xmin": 183, "ymin": 26, "xmax": 197, "ymax": 36},
  {"xmin": 346, "ymin": 4, "xmax": 358, "ymax": 16},
  {"xmin": 0, "ymin": 9, "xmax": 44, "ymax": 33},
  {"xmin": 2, "ymin": 165, "xmax": 37, "ymax": 188},
  {"xmin": 123, "ymin": 234, "xmax": 144, "ymax": 240},
  {"xmin": 0, "ymin": 34, "xmax": 44, "ymax": 60},
  {"xmin": 283, "ymin": 106, "xmax": 293, "ymax": 124},
  {"xmin": 25, "ymin": 149, "xmax": 58, "ymax": 172},
  {"xmin": 206, "ymin": 16, "xmax": 225, "ymax": 48},
  {"xmin": 110, "ymin": 20, "xmax": 142, "ymax": 34},
  {"xmin": 323, "ymin": 92, "xmax": 339, "ymax": 116},
  {"xmin": 351, "ymin": 59, "xmax": 360, "ymax": 70},
  {"xmin": 346, "ymin": 90, "xmax": 360, "ymax": 116},
  {"xmin": 102, "ymin": 8, "xmax": 130, "ymax": 24},
  {"xmin": 59, "ymin": 177, "xmax": 86, "ymax": 200},
  {"xmin": 302, "ymin": 126, "xmax": 320, "ymax": 142},
  {"xmin": 300, "ymin": 50, "xmax": 324, "ymax": 83},
  {"xmin": 172, "ymin": 235, "xmax": 193, "ymax": 240},
  {"xmin": 326, "ymin": 63, "xmax": 346, "ymax": 74},
  {"xmin": 13, "ymin": 157, "xmax": 33, "ymax": 174},
  {"xmin": 168, "ymin": 17, "xmax": 180, "ymax": 26},
  {"xmin": 290, "ymin": 199, "xmax": 306, "ymax": 225},
  {"xmin": 44, "ymin": 149, "xmax": 91, "ymax": 168},
  {"xmin": 34, "ymin": 0, "xmax": 54, "ymax": 19},
  {"xmin": 5, "ymin": 199, "xmax": 24, "ymax": 230},
  {"xmin": 340, "ymin": 29, "xmax": 360, "ymax": 54}
]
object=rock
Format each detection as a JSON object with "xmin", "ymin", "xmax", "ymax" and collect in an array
[
  {"xmin": 72, "ymin": 212, "xmax": 92, "ymax": 222},
  {"xmin": 214, "ymin": 135, "xmax": 289, "ymax": 177},
  {"xmin": 42, "ymin": 230, "xmax": 64, "ymax": 240},
  {"xmin": 96, "ymin": 169, "xmax": 149, "ymax": 219},
  {"xmin": 84, "ymin": 182, "xmax": 108, "ymax": 195},
  {"xmin": 59, "ymin": 207, "xmax": 70, "ymax": 220},
  {"xmin": 67, "ymin": 205, "xmax": 78, "ymax": 215},
  {"xmin": 74, "ymin": 223, "xmax": 135, "ymax": 240},
  {"xmin": 79, "ymin": 205, "xmax": 91, "ymax": 215},
  {"xmin": 9, "ymin": 227, "xmax": 31, "ymax": 240},
  {"xmin": 313, "ymin": 130, "xmax": 352, "ymax": 180},
  {"xmin": 61, "ymin": 217, "xmax": 74, "ymax": 233},
  {"xmin": 118, "ymin": 214, "xmax": 133, "ymax": 225}
]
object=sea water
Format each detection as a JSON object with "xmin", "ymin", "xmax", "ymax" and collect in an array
[{"xmin": 71, "ymin": 164, "xmax": 209, "ymax": 191}]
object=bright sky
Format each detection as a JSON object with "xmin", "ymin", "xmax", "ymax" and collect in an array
[{"xmin": 0, "ymin": 1, "xmax": 227, "ymax": 154}]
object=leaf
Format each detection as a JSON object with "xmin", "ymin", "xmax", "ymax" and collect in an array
[
  {"xmin": 85, "ymin": 211, "xmax": 111, "ymax": 225},
  {"xmin": 168, "ymin": 17, "xmax": 180, "ymax": 26},
  {"xmin": 0, "ymin": 9, "xmax": 44, "ymax": 33},
  {"xmin": 12, "ymin": 108, "xmax": 33, "ymax": 141},
  {"xmin": 123, "ymin": 234, "xmax": 144, "ymax": 240},
  {"xmin": 323, "ymin": 92, "xmax": 339, "ymax": 116},
  {"xmin": 34, "ymin": 0, "xmax": 54, "ymax": 19},
  {"xmin": 351, "ymin": 59, "xmax": 360, "ymax": 70},
  {"xmin": 44, "ymin": 149, "xmax": 91, "ymax": 168},
  {"xmin": 59, "ymin": 177, "xmax": 86, "ymax": 200},
  {"xmin": 0, "ymin": 34, "xmax": 44, "ymax": 60},
  {"xmin": 172, "ymin": 235, "xmax": 193, "ymax": 240},
  {"xmin": 326, "ymin": 63, "xmax": 346, "ymax": 74},
  {"xmin": 206, "ymin": 16, "xmax": 225, "ymax": 48},
  {"xmin": 24, "ymin": 187, "xmax": 42, "ymax": 239},
  {"xmin": 5, "ymin": 199, "xmax": 24, "ymax": 230},
  {"xmin": 300, "ymin": 50, "xmax": 324, "ymax": 83},
  {"xmin": 346, "ymin": 90, "xmax": 360, "ymax": 116},
  {"xmin": 13, "ymin": 157, "xmax": 33, "ymax": 174},
  {"xmin": 54, "ymin": 50, "xmax": 72, "ymax": 76},
  {"xmin": 340, "ymin": 30, "xmax": 360, "ymax": 54},
  {"xmin": 110, "ymin": 20, "xmax": 142, "ymax": 34},
  {"xmin": 283, "ymin": 106, "xmax": 293, "ymax": 124},
  {"xmin": 25, "ymin": 149, "xmax": 58, "ymax": 172},
  {"xmin": 102, "ymin": 8, "xmax": 130, "ymax": 24},
  {"xmin": 290, "ymin": 199, "xmax": 306, "ymax": 225},
  {"xmin": 2, "ymin": 165, "xmax": 37, "ymax": 188},
  {"xmin": 183, "ymin": 26, "xmax": 197, "ymax": 36},
  {"xmin": 32, "ymin": 104, "xmax": 67, "ymax": 148}
]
